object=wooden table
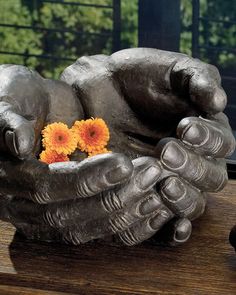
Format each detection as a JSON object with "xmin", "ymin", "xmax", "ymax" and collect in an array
[{"xmin": 0, "ymin": 181, "xmax": 236, "ymax": 295}]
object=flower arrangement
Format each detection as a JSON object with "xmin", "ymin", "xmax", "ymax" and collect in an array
[{"xmin": 39, "ymin": 118, "xmax": 110, "ymax": 164}]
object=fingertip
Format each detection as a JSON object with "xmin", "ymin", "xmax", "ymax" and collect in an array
[
  {"xmin": 155, "ymin": 137, "xmax": 175, "ymax": 158},
  {"xmin": 190, "ymin": 73, "xmax": 227, "ymax": 114},
  {"xmin": 104, "ymin": 153, "xmax": 134, "ymax": 184},
  {"xmin": 13, "ymin": 123, "xmax": 35, "ymax": 159},
  {"xmin": 177, "ymin": 117, "xmax": 196, "ymax": 139},
  {"xmin": 1, "ymin": 110, "xmax": 35, "ymax": 160},
  {"xmin": 156, "ymin": 139, "xmax": 187, "ymax": 171},
  {"xmin": 178, "ymin": 120, "xmax": 209, "ymax": 146},
  {"xmin": 154, "ymin": 217, "xmax": 191, "ymax": 246},
  {"xmin": 178, "ymin": 115, "xmax": 235, "ymax": 158},
  {"xmin": 209, "ymin": 87, "xmax": 227, "ymax": 114},
  {"xmin": 173, "ymin": 218, "xmax": 192, "ymax": 244},
  {"xmin": 5, "ymin": 130, "xmax": 19, "ymax": 157}
]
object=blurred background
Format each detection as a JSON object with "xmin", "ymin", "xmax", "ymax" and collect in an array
[{"xmin": 0, "ymin": 0, "xmax": 235, "ymax": 127}]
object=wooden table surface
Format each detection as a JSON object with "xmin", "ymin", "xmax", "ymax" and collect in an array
[{"xmin": 0, "ymin": 181, "xmax": 236, "ymax": 295}]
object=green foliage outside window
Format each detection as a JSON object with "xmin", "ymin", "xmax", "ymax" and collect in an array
[
  {"xmin": 180, "ymin": 0, "xmax": 236, "ymax": 73},
  {"xmin": 0, "ymin": 0, "xmax": 138, "ymax": 78},
  {"xmin": 0, "ymin": 0, "xmax": 235, "ymax": 78}
]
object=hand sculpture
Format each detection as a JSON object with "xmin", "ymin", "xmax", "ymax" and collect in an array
[{"xmin": 0, "ymin": 48, "xmax": 235, "ymax": 246}]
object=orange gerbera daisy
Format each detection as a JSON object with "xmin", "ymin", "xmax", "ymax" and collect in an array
[
  {"xmin": 72, "ymin": 118, "xmax": 110, "ymax": 153},
  {"xmin": 39, "ymin": 150, "xmax": 69, "ymax": 164},
  {"xmin": 88, "ymin": 147, "xmax": 111, "ymax": 157},
  {"xmin": 42, "ymin": 122, "xmax": 77, "ymax": 155}
]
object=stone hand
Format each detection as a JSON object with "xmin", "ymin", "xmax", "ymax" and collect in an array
[
  {"xmin": 0, "ymin": 47, "xmax": 235, "ymax": 246},
  {"xmin": 0, "ymin": 154, "xmax": 205, "ymax": 246},
  {"xmin": 0, "ymin": 64, "xmax": 202, "ymax": 246},
  {"xmin": 0, "ymin": 64, "xmax": 84, "ymax": 159},
  {"xmin": 61, "ymin": 48, "xmax": 233, "ymax": 159},
  {"xmin": 61, "ymin": 48, "xmax": 235, "ymax": 213}
]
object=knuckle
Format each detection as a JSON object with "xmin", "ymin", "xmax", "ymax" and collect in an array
[
  {"xmin": 109, "ymin": 213, "xmax": 131, "ymax": 233},
  {"xmin": 208, "ymin": 64, "xmax": 221, "ymax": 81},
  {"xmin": 192, "ymin": 157, "xmax": 208, "ymax": 184},
  {"xmin": 214, "ymin": 168, "xmax": 228, "ymax": 192},
  {"xmin": 75, "ymin": 177, "xmax": 93, "ymax": 198},
  {"xmin": 63, "ymin": 230, "xmax": 83, "ymax": 245},
  {"xmin": 101, "ymin": 190, "xmax": 122, "ymax": 213},
  {"xmin": 43, "ymin": 209, "xmax": 64, "ymax": 228},
  {"xmin": 118, "ymin": 228, "xmax": 141, "ymax": 246},
  {"xmin": 209, "ymin": 133, "xmax": 224, "ymax": 156},
  {"xmin": 226, "ymin": 135, "xmax": 236, "ymax": 157},
  {"xmin": 30, "ymin": 190, "xmax": 51, "ymax": 204}
]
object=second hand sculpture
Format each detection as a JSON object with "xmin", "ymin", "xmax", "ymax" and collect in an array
[{"xmin": 0, "ymin": 48, "xmax": 235, "ymax": 246}]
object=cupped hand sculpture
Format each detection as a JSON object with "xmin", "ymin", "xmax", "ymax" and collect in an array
[{"xmin": 0, "ymin": 48, "xmax": 235, "ymax": 246}]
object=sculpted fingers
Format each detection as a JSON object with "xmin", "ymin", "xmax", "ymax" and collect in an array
[
  {"xmin": 0, "ymin": 101, "xmax": 35, "ymax": 159},
  {"xmin": 43, "ymin": 153, "xmax": 133, "ymax": 203},
  {"xmin": 6, "ymin": 157, "xmax": 163, "ymax": 229},
  {"xmin": 47, "ymin": 156, "xmax": 162, "ymax": 227},
  {"xmin": 177, "ymin": 115, "xmax": 235, "ymax": 158},
  {"xmin": 118, "ymin": 174, "xmax": 201, "ymax": 246},
  {"xmin": 156, "ymin": 138, "xmax": 228, "ymax": 192},
  {"xmin": 10, "ymin": 192, "xmax": 171, "ymax": 246},
  {"xmin": 63, "ymin": 190, "xmax": 170, "ymax": 245},
  {"xmin": 159, "ymin": 176, "xmax": 206, "ymax": 221},
  {"xmin": 171, "ymin": 59, "xmax": 226, "ymax": 114},
  {"xmin": 110, "ymin": 157, "xmax": 163, "ymax": 206},
  {"xmin": 63, "ymin": 156, "xmax": 163, "ymax": 223},
  {"xmin": 45, "ymin": 156, "xmax": 162, "ymax": 227},
  {"xmin": 118, "ymin": 205, "xmax": 173, "ymax": 246},
  {"xmin": 170, "ymin": 218, "xmax": 192, "ymax": 245},
  {"xmin": 0, "ymin": 153, "xmax": 133, "ymax": 204},
  {"xmin": 155, "ymin": 218, "xmax": 192, "ymax": 246}
]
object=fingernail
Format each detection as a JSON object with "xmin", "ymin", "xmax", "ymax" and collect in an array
[
  {"xmin": 161, "ymin": 142, "xmax": 187, "ymax": 170},
  {"xmin": 139, "ymin": 194, "xmax": 161, "ymax": 215},
  {"xmin": 137, "ymin": 165, "xmax": 161, "ymax": 190},
  {"xmin": 174, "ymin": 218, "xmax": 192, "ymax": 242},
  {"xmin": 5, "ymin": 130, "xmax": 19, "ymax": 156},
  {"xmin": 106, "ymin": 164, "xmax": 132, "ymax": 184},
  {"xmin": 162, "ymin": 177, "xmax": 185, "ymax": 202},
  {"xmin": 182, "ymin": 123, "xmax": 208, "ymax": 146},
  {"xmin": 149, "ymin": 210, "xmax": 170, "ymax": 230}
]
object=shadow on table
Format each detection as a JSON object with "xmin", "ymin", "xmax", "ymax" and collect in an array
[
  {"xmin": 8, "ymin": 232, "xmax": 174, "ymax": 293},
  {"xmin": 7, "ymin": 193, "xmax": 236, "ymax": 294}
]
